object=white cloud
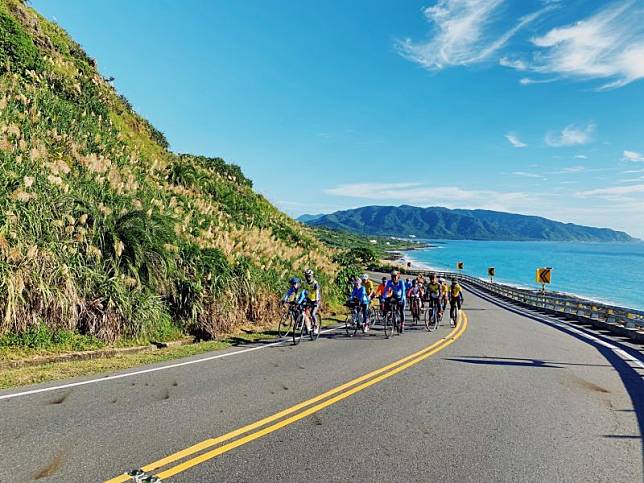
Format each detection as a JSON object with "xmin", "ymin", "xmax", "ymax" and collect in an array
[
  {"xmin": 505, "ymin": 133, "xmax": 527, "ymax": 148},
  {"xmin": 507, "ymin": 1, "xmax": 644, "ymax": 89},
  {"xmin": 545, "ymin": 123, "xmax": 595, "ymax": 147},
  {"xmin": 500, "ymin": 57, "xmax": 528, "ymax": 71},
  {"xmin": 324, "ymin": 182, "xmax": 533, "ymax": 212},
  {"xmin": 512, "ymin": 171, "xmax": 542, "ymax": 178},
  {"xmin": 577, "ymin": 183, "xmax": 644, "ymax": 197},
  {"xmin": 396, "ymin": 1, "xmax": 550, "ymax": 70},
  {"xmin": 623, "ymin": 150, "xmax": 644, "ymax": 162},
  {"xmin": 575, "ymin": 154, "xmax": 587, "ymax": 159},
  {"xmin": 518, "ymin": 77, "xmax": 557, "ymax": 85},
  {"xmin": 560, "ymin": 165, "xmax": 585, "ymax": 173}
]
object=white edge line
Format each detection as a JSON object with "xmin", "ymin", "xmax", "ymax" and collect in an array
[
  {"xmin": 0, "ymin": 326, "xmax": 342, "ymax": 401},
  {"xmin": 465, "ymin": 284, "xmax": 644, "ymax": 370}
]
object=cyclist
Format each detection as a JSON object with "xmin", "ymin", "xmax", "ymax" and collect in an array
[
  {"xmin": 302, "ymin": 269, "xmax": 321, "ymax": 336},
  {"xmin": 440, "ymin": 277, "xmax": 450, "ymax": 311},
  {"xmin": 427, "ymin": 273, "xmax": 442, "ymax": 319},
  {"xmin": 407, "ymin": 279, "xmax": 423, "ymax": 320},
  {"xmin": 349, "ymin": 277, "xmax": 370, "ymax": 332},
  {"xmin": 385, "ymin": 270, "xmax": 406, "ymax": 330},
  {"xmin": 281, "ymin": 277, "xmax": 302, "ymax": 304},
  {"xmin": 375, "ymin": 276, "xmax": 389, "ymax": 314},
  {"xmin": 362, "ymin": 274, "xmax": 375, "ymax": 300},
  {"xmin": 449, "ymin": 279, "xmax": 464, "ymax": 327}
]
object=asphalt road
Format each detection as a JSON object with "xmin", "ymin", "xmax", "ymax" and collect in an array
[{"xmin": 0, "ymin": 288, "xmax": 642, "ymax": 482}]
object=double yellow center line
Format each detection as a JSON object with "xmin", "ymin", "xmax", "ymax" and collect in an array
[{"xmin": 107, "ymin": 312, "xmax": 468, "ymax": 482}]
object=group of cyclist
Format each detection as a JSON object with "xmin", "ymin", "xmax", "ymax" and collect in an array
[
  {"xmin": 281, "ymin": 267, "xmax": 464, "ymax": 337},
  {"xmin": 281, "ymin": 269, "xmax": 321, "ymax": 336}
]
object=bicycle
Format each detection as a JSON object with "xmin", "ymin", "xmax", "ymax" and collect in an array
[
  {"xmin": 425, "ymin": 298, "xmax": 441, "ymax": 332},
  {"xmin": 345, "ymin": 302, "xmax": 367, "ymax": 337},
  {"xmin": 278, "ymin": 302, "xmax": 300, "ymax": 338},
  {"xmin": 293, "ymin": 302, "xmax": 320, "ymax": 345},
  {"xmin": 410, "ymin": 295, "xmax": 422, "ymax": 326},
  {"xmin": 383, "ymin": 298, "xmax": 403, "ymax": 337},
  {"xmin": 450, "ymin": 301, "xmax": 460, "ymax": 328}
]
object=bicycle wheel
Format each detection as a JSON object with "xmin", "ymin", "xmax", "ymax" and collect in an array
[
  {"xmin": 345, "ymin": 312, "xmax": 354, "ymax": 337},
  {"xmin": 383, "ymin": 311, "xmax": 393, "ymax": 339},
  {"xmin": 292, "ymin": 314, "xmax": 304, "ymax": 345},
  {"xmin": 277, "ymin": 310, "xmax": 293, "ymax": 338},
  {"xmin": 391, "ymin": 307, "xmax": 400, "ymax": 335},
  {"xmin": 424, "ymin": 308, "xmax": 432, "ymax": 331},
  {"xmin": 432, "ymin": 307, "xmax": 440, "ymax": 331},
  {"xmin": 310, "ymin": 313, "xmax": 321, "ymax": 341}
]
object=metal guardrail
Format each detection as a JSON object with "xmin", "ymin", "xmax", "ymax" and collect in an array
[{"xmin": 400, "ymin": 269, "xmax": 644, "ymax": 331}]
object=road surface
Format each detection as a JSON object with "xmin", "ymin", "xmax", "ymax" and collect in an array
[{"xmin": 0, "ymin": 287, "xmax": 642, "ymax": 482}]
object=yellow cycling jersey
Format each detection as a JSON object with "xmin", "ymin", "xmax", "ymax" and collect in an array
[
  {"xmin": 450, "ymin": 284, "xmax": 462, "ymax": 298},
  {"xmin": 363, "ymin": 279, "xmax": 375, "ymax": 295},
  {"xmin": 428, "ymin": 282, "xmax": 441, "ymax": 296},
  {"xmin": 441, "ymin": 283, "xmax": 449, "ymax": 295},
  {"xmin": 303, "ymin": 279, "xmax": 320, "ymax": 301}
]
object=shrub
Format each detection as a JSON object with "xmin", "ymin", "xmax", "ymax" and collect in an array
[
  {"xmin": 0, "ymin": 6, "xmax": 43, "ymax": 74},
  {"xmin": 96, "ymin": 210, "xmax": 177, "ymax": 288}
]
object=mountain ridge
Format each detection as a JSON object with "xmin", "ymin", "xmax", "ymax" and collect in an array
[{"xmin": 305, "ymin": 205, "xmax": 634, "ymax": 242}]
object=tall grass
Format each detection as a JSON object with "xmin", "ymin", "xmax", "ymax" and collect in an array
[{"xmin": 0, "ymin": 0, "xmax": 339, "ymax": 346}]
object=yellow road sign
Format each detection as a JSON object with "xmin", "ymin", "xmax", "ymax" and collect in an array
[
  {"xmin": 536, "ymin": 267, "xmax": 552, "ymax": 284},
  {"xmin": 457, "ymin": 262, "xmax": 464, "ymax": 270},
  {"xmin": 488, "ymin": 267, "xmax": 495, "ymax": 277}
]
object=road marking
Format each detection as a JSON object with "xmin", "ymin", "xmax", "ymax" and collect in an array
[
  {"xmin": 0, "ymin": 327, "xmax": 343, "ymax": 402},
  {"xmin": 106, "ymin": 313, "xmax": 468, "ymax": 482},
  {"xmin": 107, "ymin": 326, "xmax": 457, "ymax": 481},
  {"xmin": 464, "ymin": 284, "xmax": 644, "ymax": 369}
]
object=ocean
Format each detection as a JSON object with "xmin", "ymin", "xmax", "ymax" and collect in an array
[{"xmin": 406, "ymin": 240, "xmax": 644, "ymax": 311}]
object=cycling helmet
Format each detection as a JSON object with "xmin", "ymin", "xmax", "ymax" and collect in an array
[
  {"xmin": 381, "ymin": 277, "xmax": 387, "ymax": 283},
  {"xmin": 451, "ymin": 278, "xmax": 457, "ymax": 284},
  {"xmin": 303, "ymin": 268, "xmax": 314, "ymax": 280},
  {"xmin": 289, "ymin": 277, "xmax": 301, "ymax": 285},
  {"xmin": 391, "ymin": 270, "xmax": 400, "ymax": 276},
  {"xmin": 360, "ymin": 274, "xmax": 369, "ymax": 281}
]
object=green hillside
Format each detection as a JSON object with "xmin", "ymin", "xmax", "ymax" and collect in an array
[
  {"xmin": 0, "ymin": 0, "xmax": 337, "ymax": 345},
  {"xmin": 307, "ymin": 205, "xmax": 634, "ymax": 242}
]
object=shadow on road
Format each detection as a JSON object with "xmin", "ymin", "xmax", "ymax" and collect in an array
[
  {"xmin": 445, "ymin": 357, "xmax": 563, "ymax": 368},
  {"xmin": 447, "ymin": 355, "xmax": 611, "ymax": 368}
]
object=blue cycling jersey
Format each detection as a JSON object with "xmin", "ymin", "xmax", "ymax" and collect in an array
[
  {"xmin": 385, "ymin": 280, "xmax": 406, "ymax": 301},
  {"xmin": 349, "ymin": 286, "xmax": 369, "ymax": 305}
]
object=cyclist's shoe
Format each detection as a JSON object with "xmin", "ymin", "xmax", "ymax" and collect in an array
[
  {"xmin": 313, "ymin": 326, "xmax": 319, "ymax": 336},
  {"xmin": 364, "ymin": 323, "xmax": 369, "ymax": 333}
]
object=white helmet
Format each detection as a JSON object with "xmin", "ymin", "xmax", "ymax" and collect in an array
[{"xmin": 360, "ymin": 274, "xmax": 369, "ymax": 281}]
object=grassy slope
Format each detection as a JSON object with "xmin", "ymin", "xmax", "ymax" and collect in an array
[{"xmin": 0, "ymin": 0, "xmax": 337, "ymax": 350}]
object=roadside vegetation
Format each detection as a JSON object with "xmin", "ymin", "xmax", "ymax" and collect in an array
[{"xmin": 0, "ymin": 0, "xmax": 348, "ymax": 363}]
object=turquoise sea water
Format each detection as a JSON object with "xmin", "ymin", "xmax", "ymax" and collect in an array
[{"xmin": 407, "ymin": 240, "xmax": 644, "ymax": 311}]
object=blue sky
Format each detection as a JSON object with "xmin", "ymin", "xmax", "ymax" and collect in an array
[{"xmin": 32, "ymin": 0, "xmax": 644, "ymax": 237}]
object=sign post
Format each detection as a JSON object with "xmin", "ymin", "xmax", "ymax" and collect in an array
[
  {"xmin": 457, "ymin": 261, "xmax": 464, "ymax": 279},
  {"xmin": 488, "ymin": 267, "xmax": 495, "ymax": 283},
  {"xmin": 535, "ymin": 267, "xmax": 552, "ymax": 292}
]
